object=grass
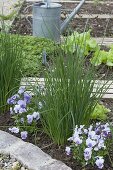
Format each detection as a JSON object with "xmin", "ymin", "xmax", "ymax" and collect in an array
[
  {"xmin": 0, "ymin": 33, "xmax": 23, "ymax": 113},
  {"xmin": 34, "ymin": 41, "xmax": 109, "ymax": 145}
]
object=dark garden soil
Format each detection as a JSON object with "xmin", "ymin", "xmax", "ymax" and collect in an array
[
  {"xmin": 0, "ymin": 100, "xmax": 113, "ymax": 170},
  {"xmin": 70, "ymin": 18, "xmax": 113, "ymax": 37},
  {"xmin": 10, "ymin": 16, "xmax": 113, "ymax": 37},
  {"xmin": 10, "ymin": 1, "xmax": 113, "ymax": 37},
  {"xmin": 20, "ymin": 1, "xmax": 113, "ymax": 15}
]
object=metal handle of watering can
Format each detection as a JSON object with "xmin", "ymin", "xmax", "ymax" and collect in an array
[
  {"xmin": 44, "ymin": 0, "xmax": 51, "ymax": 7},
  {"xmin": 60, "ymin": 0, "xmax": 85, "ymax": 33}
]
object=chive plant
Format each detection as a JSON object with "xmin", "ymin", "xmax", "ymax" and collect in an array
[
  {"xmin": 35, "ymin": 41, "xmax": 109, "ymax": 145},
  {"xmin": 0, "ymin": 33, "xmax": 22, "ymax": 113}
]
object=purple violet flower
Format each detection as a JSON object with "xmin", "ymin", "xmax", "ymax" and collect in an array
[
  {"xmin": 17, "ymin": 100, "xmax": 26, "ymax": 109},
  {"xmin": 18, "ymin": 86, "xmax": 25, "ymax": 94},
  {"xmin": 27, "ymin": 114, "xmax": 33, "ymax": 124},
  {"xmin": 95, "ymin": 157, "xmax": 104, "ymax": 169},
  {"xmin": 7, "ymin": 94, "xmax": 19, "ymax": 105},
  {"xmin": 9, "ymin": 127, "xmax": 19, "ymax": 133},
  {"xmin": 86, "ymin": 138, "xmax": 96, "ymax": 148},
  {"xmin": 24, "ymin": 92, "xmax": 32, "ymax": 104},
  {"xmin": 21, "ymin": 131, "xmax": 28, "ymax": 140},
  {"xmin": 73, "ymin": 136, "xmax": 82, "ymax": 145},
  {"xmin": 14, "ymin": 105, "xmax": 21, "ymax": 113},
  {"xmin": 84, "ymin": 148, "xmax": 92, "ymax": 161}
]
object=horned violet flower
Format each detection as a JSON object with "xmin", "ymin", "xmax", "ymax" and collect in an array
[
  {"xmin": 9, "ymin": 127, "xmax": 19, "ymax": 134},
  {"xmin": 21, "ymin": 131, "xmax": 28, "ymax": 140},
  {"xmin": 66, "ymin": 123, "xmax": 112, "ymax": 169},
  {"xmin": 95, "ymin": 157, "xmax": 104, "ymax": 169}
]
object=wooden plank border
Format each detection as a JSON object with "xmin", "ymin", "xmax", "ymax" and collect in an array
[{"xmin": 21, "ymin": 78, "xmax": 113, "ymax": 99}]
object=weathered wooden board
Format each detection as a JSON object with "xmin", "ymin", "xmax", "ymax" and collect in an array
[{"xmin": 21, "ymin": 78, "xmax": 113, "ymax": 98}]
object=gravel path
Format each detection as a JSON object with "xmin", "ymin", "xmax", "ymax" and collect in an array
[{"xmin": 0, "ymin": 154, "xmax": 28, "ymax": 170}]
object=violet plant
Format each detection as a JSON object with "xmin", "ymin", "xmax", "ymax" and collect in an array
[
  {"xmin": 7, "ymin": 86, "xmax": 41, "ymax": 140},
  {"xmin": 66, "ymin": 123, "xmax": 112, "ymax": 169}
]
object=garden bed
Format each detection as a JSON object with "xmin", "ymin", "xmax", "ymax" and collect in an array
[
  {"xmin": 0, "ymin": 98, "xmax": 113, "ymax": 170},
  {"xmin": 10, "ymin": 16, "xmax": 113, "ymax": 37},
  {"xmin": 19, "ymin": 1, "xmax": 113, "ymax": 15},
  {"xmin": 1, "ymin": 1, "xmax": 113, "ymax": 169},
  {"xmin": 10, "ymin": 0, "xmax": 113, "ymax": 37}
]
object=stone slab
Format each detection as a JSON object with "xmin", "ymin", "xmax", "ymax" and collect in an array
[{"xmin": 0, "ymin": 130, "xmax": 71, "ymax": 170}]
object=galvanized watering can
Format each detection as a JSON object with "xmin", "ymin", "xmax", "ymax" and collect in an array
[{"xmin": 33, "ymin": 0, "xmax": 85, "ymax": 42}]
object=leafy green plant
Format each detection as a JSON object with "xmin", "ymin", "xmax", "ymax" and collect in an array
[
  {"xmin": 0, "ymin": 34, "xmax": 56, "ymax": 76},
  {"xmin": 91, "ymin": 48, "xmax": 113, "ymax": 67},
  {"xmin": 35, "ymin": 41, "xmax": 109, "ymax": 145},
  {"xmin": 21, "ymin": 35, "xmax": 55, "ymax": 76},
  {"xmin": 91, "ymin": 103, "xmax": 110, "ymax": 120},
  {"xmin": 62, "ymin": 31, "xmax": 113, "ymax": 68},
  {"xmin": 62, "ymin": 30, "xmax": 100, "ymax": 56},
  {"xmin": 0, "ymin": 33, "xmax": 22, "ymax": 113}
]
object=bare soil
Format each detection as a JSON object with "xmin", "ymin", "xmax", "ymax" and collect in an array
[
  {"xmin": 20, "ymin": 1, "xmax": 113, "ymax": 15},
  {"xmin": 10, "ymin": 1, "xmax": 113, "ymax": 37}
]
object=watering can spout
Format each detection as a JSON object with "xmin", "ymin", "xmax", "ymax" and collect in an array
[{"xmin": 60, "ymin": 0, "xmax": 85, "ymax": 34}]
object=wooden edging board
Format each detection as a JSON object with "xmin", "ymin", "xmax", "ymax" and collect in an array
[{"xmin": 20, "ymin": 78, "xmax": 113, "ymax": 99}]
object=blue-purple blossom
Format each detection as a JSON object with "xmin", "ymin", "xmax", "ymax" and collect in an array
[
  {"xmin": 21, "ymin": 131, "xmax": 28, "ymax": 140},
  {"xmin": 66, "ymin": 123, "xmax": 111, "ymax": 169},
  {"xmin": 17, "ymin": 100, "xmax": 26, "ymax": 108},
  {"xmin": 84, "ymin": 128, "xmax": 88, "ymax": 134},
  {"xmin": 86, "ymin": 138, "xmax": 96, "ymax": 148},
  {"xmin": 73, "ymin": 136, "xmax": 82, "ymax": 145},
  {"xmin": 84, "ymin": 148, "xmax": 92, "ymax": 161},
  {"xmin": 13, "ymin": 104, "xmax": 26, "ymax": 114},
  {"xmin": 18, "ymin": 107, "xmax": 27, "ymax": 113},
  {"xmin": 32, "ymin": 112, "xmax": 40, "ymax": 120},
  {"xmin": 7, "ymin": 94, "xmax": 19, "ymax": 105},
  {"xmin": 95, "ymin": 157, "xmax": 104, "ymax": 169},
  {"xmin": 27, "ymin": 114, "xmax": 33, "ymax": 124},
  {"xmin": 98, "ymin": 139, "xmax": 106, "ymax": 150},
  {"xmin": 88, "ymin": 130, "xmax": 96, "ymax": 139},
  {"xmin": 9, "ymin": 127, "xmax": 19, "ymax": 133},
  {"xmin": 65, "ymin": 147, "xmax": 71, "ymax": 156},
  {"xmin": 14, "ymin": 105, "xmax": 21, "ymax": 113},
  {"xmin": 24, "ymin": 92, "xmax": 31, "ymax": 104},
  {"xmin": 18, "ymin": 86, "xmax": 25, "ymax": 94}
]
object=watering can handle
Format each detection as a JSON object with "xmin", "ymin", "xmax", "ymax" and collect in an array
[
  {"xmin": 60, "ymin": 0, "xmax": 85, "ymax": 33},
  {"xmin": 43, "ymin": 0, "xmax": 51, "ymax": 7}
]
